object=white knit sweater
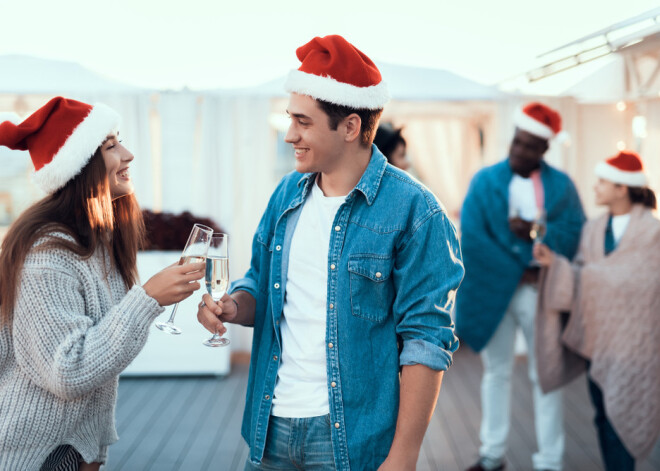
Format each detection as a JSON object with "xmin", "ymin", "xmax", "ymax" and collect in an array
[{"xmin": 0, "ymin": 235, "xmax": 164, "ymax": 470}]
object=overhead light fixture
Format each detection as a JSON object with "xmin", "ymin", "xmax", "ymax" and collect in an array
[
  {"xmin": 616, "ymin": 101, "xmax": 627, "ymax": 111},
  {"xmin": 632, "ymin": 115, "xmax": 647, "ymax": 138}
]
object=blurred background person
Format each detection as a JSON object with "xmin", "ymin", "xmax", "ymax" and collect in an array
[
  {"xmin": 373, "ymin": 122, "xmax": 410, "ymax": 170},
  {"xmin": 0, "ymin": 97, "xmax": 204, "ymax": 471},
  {"xmin": 534, "ymin": 150, "xmax": 660, "ymax": 471},
  {"xmin": 456, "ymin": 102, "xmax": 585, "ymax": 471}
]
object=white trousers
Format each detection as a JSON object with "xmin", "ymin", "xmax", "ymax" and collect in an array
[{"xmin": 479, "ymin": 284, "xmax": 564, "ymax": 471}]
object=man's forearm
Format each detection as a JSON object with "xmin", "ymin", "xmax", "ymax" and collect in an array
[
  {"xmin": 230, "ymin": 290, "xmax": 257, "ymax": 326},
  {"xmin": 383, "ymin": 364, "xmax": 444, "ymax": 469}
]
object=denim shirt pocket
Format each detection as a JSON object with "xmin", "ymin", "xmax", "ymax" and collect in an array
[{"xmin": 348, "ymin": 254, "xmax": 394, "ymax": 324}]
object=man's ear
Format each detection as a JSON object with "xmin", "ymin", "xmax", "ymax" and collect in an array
[{"xmin": 342, "ymin": 114, "xmax": 362, "ymax": 143}]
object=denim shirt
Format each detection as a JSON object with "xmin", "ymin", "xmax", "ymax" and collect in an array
[{"xmin": 231, "ymin": 146, "xmax": 464, "ymax": 470}]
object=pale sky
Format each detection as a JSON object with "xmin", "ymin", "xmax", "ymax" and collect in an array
[{"xmin": 1, "ymin": 0, "xmax": 658, "ymax": 90}]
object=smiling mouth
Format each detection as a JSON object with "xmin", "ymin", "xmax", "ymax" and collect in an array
[
  {"xmin": 294, "ymin": 148, "xmax": 308, "ymax": 158},
  {"xmin": 117, "ymin": 168, "xmax": 130, "ymax": 179}
]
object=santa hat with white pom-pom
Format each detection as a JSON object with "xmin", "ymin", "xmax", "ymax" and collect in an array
[
  {"xmin": 514, "ymin": 102, "xmax": 569, "ymax": 143},
  {"xmin": 595, "ymin": 150, "xmax": 648, "ymax": 187},
  {"xmin": 0, "ymin": 96, "xmax": 119, "ymax": 194},
  {"xmin": 284, "ymin": 34, "xmax": 389, "ymax": 110}
]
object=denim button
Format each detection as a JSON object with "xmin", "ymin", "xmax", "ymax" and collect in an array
[
  {"xmin": 274, "ymin": 283, "xmax": 280, "ymax": 289},
  {"xmin": 330, "ymin": 264, "xmax": 336, "ymax": 270},
  {"xmin": 375, "ymin": 272, "xmax": 382, "ymax": 278},
  {"xmin": 328, "ymin": 342, "xmax": 334, "ymax": 349},
  {"xmin": 265, "ymin": 395, "xmax": 270, "ymax": 400},
  {"xmin": 273, "ymin": 355, "xmax": 278, "ymax": 361},
  {"xmin": 275, "ymin": 245, "xmax": 282, "ymax": 251},
  {"xmin": 334, "ymin": 422, "xmax": 340, "ymax": 428},
  {"xmin": 334, "ymin": 225, "xmax": 341, "ymax": 231},
  {"xmin": 331, "ymin": 381, "xmax": 336, "ymax": 387},
  {"xmin": 329, "ymin": 303, "xmax": 334, "ymax": 309}
]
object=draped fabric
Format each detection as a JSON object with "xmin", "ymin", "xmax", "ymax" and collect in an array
[
  {"xmin": 540, "ymin": 205, "xmax": 660, "ymax": 459},
  {"xmin": 455, "ymin": 159, "xmax": 584, "ymax": 352}
]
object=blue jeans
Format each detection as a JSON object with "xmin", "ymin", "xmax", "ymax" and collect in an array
[
  {"xmin": 244, "ymin": 415, "xmax": 336, "ymax": 470},
  {"xmin": 587, "ymin": 376, "xmax": 635, "ymax": 471}
]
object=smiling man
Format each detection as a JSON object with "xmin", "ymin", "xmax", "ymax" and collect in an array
[
  {"xmin": 197, "ymin": 34, "xmax": 464, "ymax": 470},
  {"xmin": 456, "ymin": 103, "xmax": 585, "ymax": 471}
]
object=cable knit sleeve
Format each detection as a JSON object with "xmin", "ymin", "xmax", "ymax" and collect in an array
[{"xmin": 13, "ymin": 265, "xmax": 163, "ymax": 400}]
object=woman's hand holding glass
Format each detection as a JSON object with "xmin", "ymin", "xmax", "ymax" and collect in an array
[
  {"xmin": 143, "ymin": 262, "xmax": 205, "ymax": 306},
  {"xmin": 155, "ymin": 223, "xmax": 213, "ymax": 335}
]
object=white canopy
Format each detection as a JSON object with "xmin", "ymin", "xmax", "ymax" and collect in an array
[
  {"xmin": 0, "ymin": 55, "xmax": 145, "ymax": 95},
  {"xmin": 226, "ymin": 61, "xmax": 503, "ymax": 101}
]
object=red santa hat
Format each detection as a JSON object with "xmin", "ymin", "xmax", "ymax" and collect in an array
[
  {"xmin": 514, "ymin": 102, "xmax": 562, "ymax": 140},
  {"xmin": 0, "ymin": 96, "xmax": 120, "ymax": 194},
  {"xmin": 595, "ymin": 150, "xmax": 648, "ymax": 187},
  {"xmin": 0, "ymin": 112, "xmax": 21, "ymax": 125},
  {"xmin": 284, "ymin": 34, "xmax": 389, "ymax": 110}
]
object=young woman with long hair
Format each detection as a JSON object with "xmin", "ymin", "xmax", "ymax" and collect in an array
[
  {"xmin": 0, "ymin": 97, "xmax": 205, "ymax": 471},
  {"xmin": 534, "ymin": 150, "xmax": 660, "ymax": 471}
]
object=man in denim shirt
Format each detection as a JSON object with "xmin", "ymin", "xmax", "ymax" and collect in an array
[{"xmin": 198, "ymin": 35, "xmax": 464, "ymax": 471}]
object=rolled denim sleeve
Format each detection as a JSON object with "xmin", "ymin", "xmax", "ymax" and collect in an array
[
  {"xmin": 229, "ymin": 276, "xmax": 258, "ymax": 300},
  {"xmin": 393, "ymin": 210, "xmax": 464, "ymax": 371}
]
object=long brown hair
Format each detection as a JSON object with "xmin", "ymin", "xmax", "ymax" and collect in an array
[
  {"xmin": 628, "ymin": 186, "xmax": 657, "ymax": 209},
  {"xmin": 0, "ymin": 148, "xmax": 145, "ymax": 324}
]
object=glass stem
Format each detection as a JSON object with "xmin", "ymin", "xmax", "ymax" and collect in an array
[{"xmin": 166, "ymin": 302, "xmax": 180, "ymax": 324}]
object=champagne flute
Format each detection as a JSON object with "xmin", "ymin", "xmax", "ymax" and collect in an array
[
  {"xmin": 530, "ymin": 208, "xmax": 547, "ymax": 244},
  {"xmin": 156, "ymin": 223, "xmax": 213, "ymax": 335},
  {"xmin": 203, "ymin": 233, "xmax": 231, "ymax": 347}
]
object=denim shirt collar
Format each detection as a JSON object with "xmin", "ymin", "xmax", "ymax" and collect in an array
[{"xmin": 296, "ymin": 144, "xmax": 388, "ymax": 206}]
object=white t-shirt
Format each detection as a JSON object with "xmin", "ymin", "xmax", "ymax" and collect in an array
[
  {"xmin": 271, "ymin": 179, "xmax": 345, "ymax": 418},
  {"xmin": 509, "ymin": 174, "xmax": 538, "ymax": 222},
  {"xmin": 611, "ymin": 213, "xmax": 630, "ymax": 244}
]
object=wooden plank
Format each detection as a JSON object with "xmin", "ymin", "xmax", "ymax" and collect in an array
[
  {"xmin": 202, "ymin": 366, "xmax": 250, "ymax": 470},
  {"xmin": 115, "ymin": 378, "xmax": 159, "ymax": 436},
  {"xmin": 134, "ymin": 378, "xmax": 203, "ymax": 471},
  {"xmin": 109, "ymin": 378, "xmax": 180, "ymax": 470},
  {"xmin": 156, "ymin": 377, "xmax": 228, "ymax": 471},
  {"xmin": 230, "ymin": 441, "xmax": 249, "ymax": 471},
  {"xmin": 437, "ymin": 361, "xmax": 484, "ymax": 470},
  {"xmin": 125, "ymin": 378, "xmax": 200, "ymax": 470},
  {"xmin": 453, "ymin": 348, "xmax": 532, "ymax": 471},
  {"xmin": 105, "ymin": 348, "xmax": 660, "ymax": 471},
  {"xmin": 174, "ymin": 369, "xmax": 246, "ymax": 470}
]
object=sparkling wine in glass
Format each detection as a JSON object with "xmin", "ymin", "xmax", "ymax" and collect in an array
[
  {"xmin": 155, "ymin": 223, "xmax": 213, "ymax": 335},
  {"xmin": 204, "ymin": 233, "xmax": 231, "ymax": 347},
  {"xmin": 530, "ymin": 208, "xmax": 547, "ymax": 244}
]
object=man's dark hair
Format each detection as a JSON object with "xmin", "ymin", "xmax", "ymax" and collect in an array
[{"xmin": 316, "ymin": 99, "xmax": 383, "ymax": 147}]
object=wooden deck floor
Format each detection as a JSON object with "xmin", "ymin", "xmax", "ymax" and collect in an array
[{"xmin": 107, "ymin": 347, "xmax": 660, "ymax": 471}]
